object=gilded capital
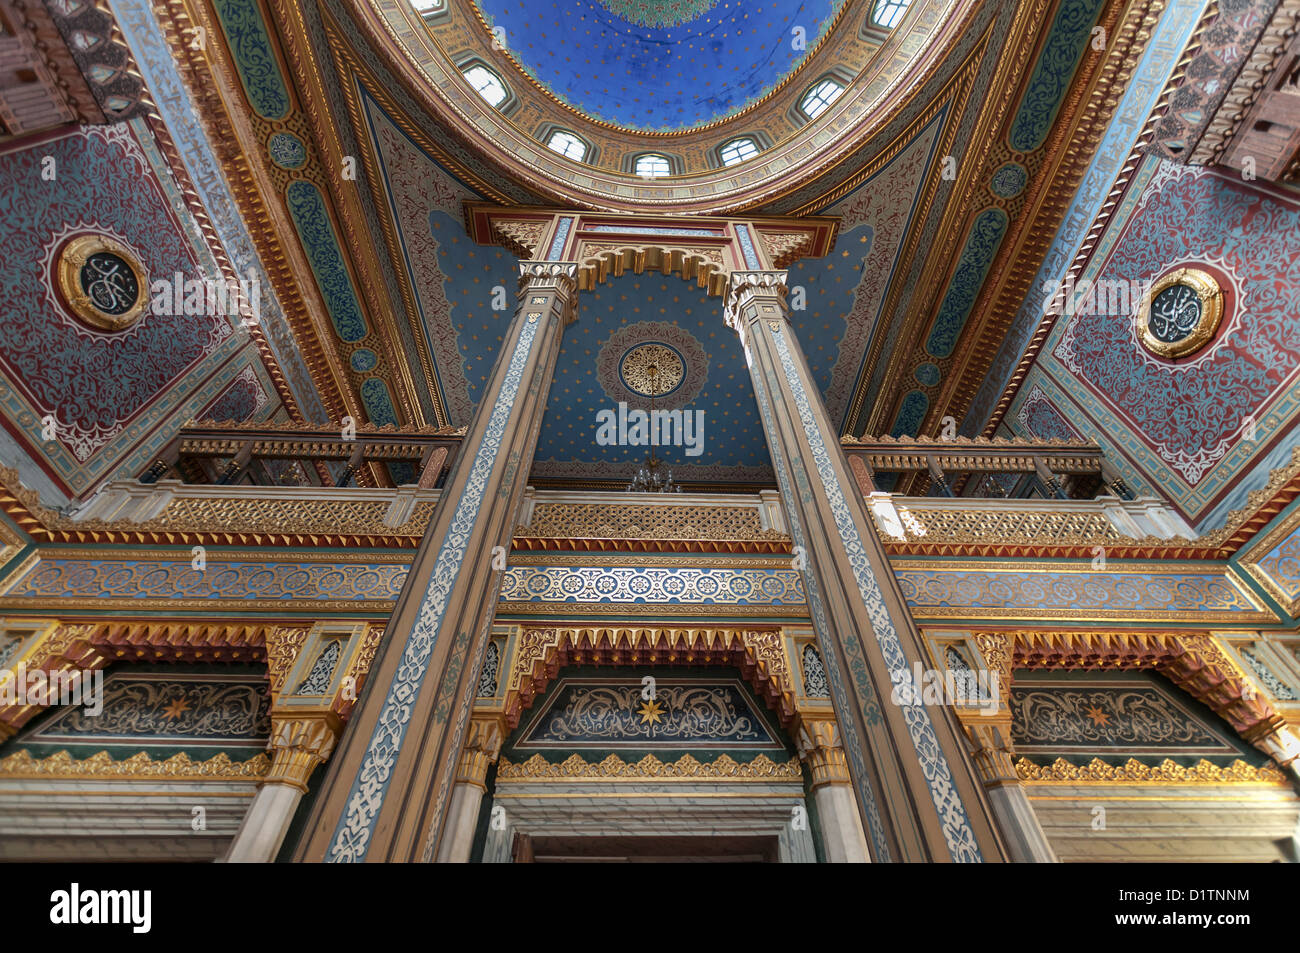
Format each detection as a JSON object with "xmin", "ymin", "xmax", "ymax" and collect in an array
[
  {"xmin": 723, "ymin": 270, "xmax": 789, "ymax": 334},
  {"xmin": 963, "ymin": 722, "xmax": 1019, "ymax": 788},
  {"xmin": 518, "ymin": 261, "xmax": 580, "ymax": 324},
  {"xmin": 1252, "ymin": 722, "xmax": 1300, "ymax": 775},
  {"xmin": 265, "ymin": 715, "xmax": 341, "ymax": 792},
  {"xmin": 796, "ymin": 717, "xmax": 851, "ymax": 789},
  {"xmin": 455, "ymin": 715, "xmax": 505, "ymax": 789}
]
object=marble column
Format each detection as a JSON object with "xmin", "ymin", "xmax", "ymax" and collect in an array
[
  {"xmin": 963, "ymin": 721, "xmax": 1058, "ymax": 863},
  {"xmin": 797, "ymin": 718, "xmax": 870, "ymax": 862},
  {"xmin": 725, "ymin": 270, "xmax": 1006, "ymax": 862},
  {"xmin": 436, "ymin": 716, "xmax": 504, "ymax": 863},
  {"xmin": 293, "ymin": 262, "xmax": 579, "ymax": 863},
  {"xmin": 224, "ymin": 717, "xmax": 337, "ymax": 863}
]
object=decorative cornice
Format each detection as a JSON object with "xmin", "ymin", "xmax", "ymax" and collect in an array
[
  {"xmin": 969, "ymin": 0, "xmax": 1168, "ymax": 439},
  {"xmin": 1010, "ymin": 630, "xmax": 1287, "ymax": 750},
  {"xmin": 0, "ymin": 749, "xmax": 272, "ymax": 780},
  {"xmin": 1015, "ymin": 756, "xmax": 1288, "ymax": 785},
  {"xmin": 3, "ymin": 446, "xmax": 1300, "ymax": 562},
  {"xmin": 502, "ymin": 626, "xmax": 797, "ymax": 729},
  {"xmin": 153, "ymin": 0, "xmax": 359, "ymax": 433},
  {"xmin": 496, "ymin": 751, "xmax": 803, "ymax": 782}
]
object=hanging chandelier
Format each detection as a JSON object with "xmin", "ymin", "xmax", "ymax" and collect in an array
[{"xmin": 626, "ymin": 363, "xmax": 681, "ymax": 493}]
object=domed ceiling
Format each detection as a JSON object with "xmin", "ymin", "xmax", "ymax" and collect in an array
[{"xmin": 472, "ymin": 0, "xmax": 843, "ymax": 130}]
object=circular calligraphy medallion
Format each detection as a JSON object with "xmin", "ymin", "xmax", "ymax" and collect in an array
[
  {"xmin": 56, "ymin": 234, "xmax": 149, "ymax": 332},
  {"xmin": 1138, "ymin": 267, "xmax": 1223, "ymax": 358}
]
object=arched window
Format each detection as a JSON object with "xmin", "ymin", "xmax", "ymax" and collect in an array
[
  {"xmin": 547, "ymin": 130, "xmax": 588, "ymax": 161},
  {"xmin": 634, "ymin": 153, "xmax": 672, "ymax": 177},
  {"xmin": 719, "ymin": 137, "xmax": 759, "ymax": 167},
  {"xmin": 463, "ymin": 64, "xmax": 507, "ymax": 107},
  {"xmin": 800, "ymin": 78, "xmax": 844, "ymax": 120},
  {"xmin": 872, "ymin": 0, "xmax": 912, "ymax": 29}
]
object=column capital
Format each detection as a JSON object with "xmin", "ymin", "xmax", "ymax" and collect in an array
[
  {"xmin": 723, "ymin": 270, "xmax": 789, "ymax": 333},
  {"xmin": 1251, "ymin": 721, "xmax": 1300, "ymax": 778},
  {"xmin": 518, "ymin": 261, "xmax": 580, "ymax": 324},
  {"xmin": 796, "ymin": 716, "xmax": 852, "ymax": 790},
  {"xmin": 962, "ymin": 721, "xmax": 1019, "ymax": 788},
  {"xmin": 455, "ymin": 714, "xmax": 506, "ymax": 790},
  {"xmin": 265, "ymin": 714, "xmax": 342, "ymax": 792}
]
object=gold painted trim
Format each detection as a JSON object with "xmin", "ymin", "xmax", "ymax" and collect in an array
[
  {"xmin": 496, "ymin": 752, "xmax": 803, "ymax": 782},
  {"xmin": 0, "ymin": 749, "xmax": 272, "ymax": 780},
  {"xmin": 496, "ymin": 602, "xmax": 807, "ymax": 618},
  {"xmin": 1015, "ymin": 756, "xmax": 1287, "ymax": 785},
  {"xmin": 55, "ymin": 234, "xmax": 149, "ymax": 331},
  {"xmin": 1138, "ymin": 267, "xmax": 1224, "ymax": 358},
  {"xmin": 1238, "ymin": 505, "xmax": 1300, "ymax": 617}
]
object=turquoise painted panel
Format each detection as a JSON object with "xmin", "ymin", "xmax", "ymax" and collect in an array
[
  {"xmin": 285, "ymin": 181, "xmax": 369, "ymax": 343},
  {"xmin": 211, "ymin": 0, "xmax": 291, "ymax": 120},
  {"xmin": 360, "ymin": 377, "xmax": 399, "ymax": 426},
  {"xmin": 925, "ymin": 209, "xmax": 1007, "ymax": 359},
  {"xmin": 1008, "ymin": 0, "xmax": 1105, "ymax": 151},
  {"xmin": 891, "ymin": 389, "xmax": 929, "ymax": 438}
]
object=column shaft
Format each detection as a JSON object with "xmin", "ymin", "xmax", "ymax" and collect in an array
[
  {"xmin": 727, "ymin": 271, "xmax": 1005, "ymax": 862},
  {"xmin": 293, "ymin": 264, "xmax": 577, "ymax": 863},
  {"xmin": 224, "ymin": 782, "xmax": 303, "ymax": 863},
  {"xmin": 813, "ymin": 784, "xmax": 871, "ymax": 863},
  {"xmin": 437, "ymin": 783, "xmax": 486, "ymax": 863}
]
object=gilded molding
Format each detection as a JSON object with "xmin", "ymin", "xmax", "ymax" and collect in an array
[
  {"xmin": 1010, "ymin": 630, "xmax": 1289, "ymax": 756},
  {"xmin": 496, "ymin": 751, "xmax": 804, "ymax": 782},
  {"xmin": 976, "ymin": 0, "xmax": 1170, "ymax": 439},
  {"xmin": 501, "ymin": 626, "xmax": 798, "ymax": 729},
  {"xmin": 1238, "ymin": 502, "xmax": 1300, "ymax": 617},
  {"xmin": 154, "ymin": 0, "xmax": 352, "ymax": 429},
  {"xmin": 518, "ymin": 501, "xmax": 783, "ymax": 543},
  {"xmin": 1015, "ymin": 756, "xmax": 1288, "ymax": 785},
  {"xmin": 0, "ymin": 749, "xmax": 272, "ymax": 780}
]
